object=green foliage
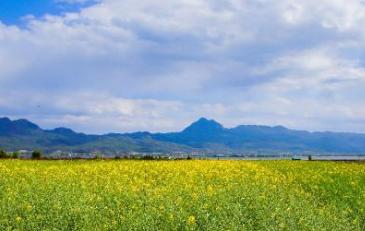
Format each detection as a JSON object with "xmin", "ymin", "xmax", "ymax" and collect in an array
[
  {"xmin": 31, "ymin": 150, "xmax": 42, "ymax": 159},
  {"xmin": 0, "ymin": 149, "xmax": 8, "ymax": 159},
  {"xmin": 11, "ymin": 152, "xmax": 19, "ymax": 159},
  {"xmin": 141, "ymin": 155, "xmax": 155, "ymax": 160}
]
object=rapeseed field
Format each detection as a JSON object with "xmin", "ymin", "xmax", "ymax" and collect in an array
[{"xmin": 0, "ymin": 160, "xmax": 364, "ymax": 230}]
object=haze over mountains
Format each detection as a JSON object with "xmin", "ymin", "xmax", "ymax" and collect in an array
[{"xmin": 1, "ymin": 117, "xmax": 365, "ymax": 155}]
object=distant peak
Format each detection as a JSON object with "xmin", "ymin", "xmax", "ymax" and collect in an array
[
  {"xmin": 0, "ymin": 117, "xmax": 11, "ymax": 122},
  {"xmin": 13, "ymin": 119, "xmax": 40, "ymax": 130},
  {"xmin": 0, "ymin": 118, "xmax": 12, "ymax": 128},
  {"xmin": 273, "ymin": 125, "xmax": 288, "ymax": 130},
  {"xmin": 196, "ymin": 117, "xmax": 211, "ymax": 122},
  {"xmin": 52, "ymin": 127, "xmax": 76, "ymax": 134},
  {"xmin": 0, "ymin": 117, "xmax": 40, "ymax": 135},
  {"xmin": 183, "ymin": 117, "xmax": 224, "ymax": 133}
]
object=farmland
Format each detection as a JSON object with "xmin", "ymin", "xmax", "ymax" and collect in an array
[{"xmin": 0, "ymin": 160, "xmax": 364, "ymax": 230}]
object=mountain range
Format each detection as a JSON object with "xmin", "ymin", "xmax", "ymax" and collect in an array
[{"xmin": 1, "ymin": 117, "xmax": 365, "ymax": 155}]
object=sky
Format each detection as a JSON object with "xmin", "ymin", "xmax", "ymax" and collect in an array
[{"xmin": 1, "ymin": 0, "xmax": 365, "ymax": 134}]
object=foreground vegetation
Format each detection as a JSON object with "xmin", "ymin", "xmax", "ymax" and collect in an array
[{"xmin": 0, "ymin": 160, "xmax": 364, "ymax": 230}]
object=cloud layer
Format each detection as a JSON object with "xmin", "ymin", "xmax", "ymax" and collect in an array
[{"xmin": 1, "ymin": 0, "xmax": 365, "ymax": 133}]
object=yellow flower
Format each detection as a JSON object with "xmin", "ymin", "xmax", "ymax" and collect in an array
[
  {"xmin": 207, "ymin": 185, "xmax": 213, "ymax": 195},
  {"xmin": 187, "ymin": 215, "xmax": 196, "ymax": 225},
  {"xmin": 16, "ymin": 216, "xmax": 22, "ymax": 222}
]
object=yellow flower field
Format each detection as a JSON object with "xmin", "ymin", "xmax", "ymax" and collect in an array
[{"xmin": 0, "ymin": 160, "xmax": 364, "ymax": 230}]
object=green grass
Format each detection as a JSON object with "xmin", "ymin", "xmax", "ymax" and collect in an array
[{"xmin": 0, "ymin": 160, "xmax": 364, "ymax": 230}]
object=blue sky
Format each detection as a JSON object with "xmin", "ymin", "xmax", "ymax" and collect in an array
[
  {"xmin": 0, "ymin": 0, "xmax": 95, "ymax": 24},
  {"xmin": 1, "ymin": 0, "xmax": 365, "ymax": 134}
]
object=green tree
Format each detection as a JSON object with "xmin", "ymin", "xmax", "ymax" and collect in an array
[
  {"xmin": 11, "ymin": 152, "xmax": 19, "ymax": 159},
  {"xmin": 31, "ymin": 150, "xmax": 42, "ymax": 159},
  {"xmin": 0, "ymin": 149, "xmax": 7, "ymax": 159}
]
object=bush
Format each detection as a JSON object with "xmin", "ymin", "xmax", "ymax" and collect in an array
[
  {"xmin": 142, "ymin": 155, "xmax": 155, "ymax": 160},
  {"xmin": 31, "ymin": 150, "xmax": 42, "ymax": 159},
  {"xmin": 11, "ymin": 152, "xmax": 19, "ymax": 159},
  {"xmin": 0, "ymin": 149, "xmax": 8, "ymax": 159}
]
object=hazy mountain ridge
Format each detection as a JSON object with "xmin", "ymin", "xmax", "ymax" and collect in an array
[{"xmin": 1, "ymin": 117, "xmax": 365, "ymax": 155}]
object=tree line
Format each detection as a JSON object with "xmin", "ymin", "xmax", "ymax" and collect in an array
[{"xmin": 0, "ymin": 149, "xmax": 42, "ymax": 159}]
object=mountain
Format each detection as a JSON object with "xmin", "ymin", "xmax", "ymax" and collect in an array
[
  {"xmin": 0, "ymin": 117, "xmax": 40, "ymax": 135},
  {"xmin": 152, "ymin": 118, "xmax": 226, "ymax": 148},
  {"xmin": 182, "ymin": 118, "xmax": 224, "ymax": 134},
  {"xmin": 1, "ymin": 117, "xmax": 365, "ymax": 155}
]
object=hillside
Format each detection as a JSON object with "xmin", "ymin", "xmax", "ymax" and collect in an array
[{"xmin": 1, "ymin": 117, "xmax": 365, "ymax": 155}]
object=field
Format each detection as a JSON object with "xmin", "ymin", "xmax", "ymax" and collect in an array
[{"xmin": 0, "ymin": 160, "xmax": 364, "ymax": 230}]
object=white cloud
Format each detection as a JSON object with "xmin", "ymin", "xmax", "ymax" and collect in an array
[
  {"xmin": 54, "ymin": 0, "xmax": 100, "ymax": 4},
  {"xmin": 2, "ymin": 0, "xmax": 365, "ymax": 132}
]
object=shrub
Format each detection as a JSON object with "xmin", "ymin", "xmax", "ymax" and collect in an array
[
  {"xmin": 142, "ymin": 155, "xmax": 155, "ymax": 160},
  {"xmin": 31, "ymin": 150, "xmax": 42, "ymax": 159},
  {"xmin": 0, "ymin": 149, "xmax": 8, "ymax": 159},
  {"xmin": 11, "ymin": 152, "xmax": 19, "ymax": 159}
]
